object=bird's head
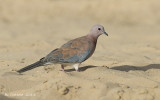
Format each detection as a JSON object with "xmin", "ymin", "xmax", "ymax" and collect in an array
[{"xmin": 89, "ymin": 24, "xmax": 108, "ymax": 38}]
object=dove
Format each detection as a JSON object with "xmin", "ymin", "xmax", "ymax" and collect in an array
[{"xmin": 17, "ymin": 24, "xmax": 108, "ymax": 73}]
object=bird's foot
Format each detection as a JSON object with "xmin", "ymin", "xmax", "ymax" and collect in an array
[
  {"xmin": 60, "ymin": 65, "xmax": 65, "ymax": 72},
  {"xmin": 60, "ymin": 69, "xmax": 65, "ymax": 72}
]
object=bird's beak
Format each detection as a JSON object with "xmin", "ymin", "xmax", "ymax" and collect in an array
[{"xmin": 104, "ymin": 31, "xmax": 108, "ymax": 36}]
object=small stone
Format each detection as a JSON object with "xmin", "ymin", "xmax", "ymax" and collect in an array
[
  {"xmin": 122, "ymin": 85, "xmax": 129, "ymax": 89},
  {"xmin": 76, "ymin": 86, "xmax": 81, "ymax": 89},
  {"xmin": 114, "ymin": 94, "xmax": 121, "ymax": 100},
  {"xmin": 90, "ymin": 85, "xmax": 96, "ymax": 89},
  {"xmin": 153, "ymin": 85, "xmax": 158, "ymax": 88},
  {"xmin": 139, "ymin": 89, "xmax": 148, "ymax": 94},
  {"xmin": 0, "ymin": 85, "xmax": 5, "ymax": 92},
  {"xmin": 43, "ymin": 80, "xmax": 48, "ymax": 84},
  {"xmin": 44, "ymin": 66, "xmax": 55, "ymax": 73},
  {"xmin": 102, "ymin": 65, "xmax": 109, "ymax": 68},
  {"xmin": 58, "ymin": 87, "xmax": 69, "ymax": 95},
  {"xmin": 20, "ymin": 58, "xmax": 25, "ymax": 63},
  {"xmin": 11, "ymin": 68, "xmax": 17, "ymax": 71}
]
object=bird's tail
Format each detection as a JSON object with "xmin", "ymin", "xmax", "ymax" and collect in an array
[{"xmin": 17, "ymin": 58, "xmax": 45, "ymax": 73}]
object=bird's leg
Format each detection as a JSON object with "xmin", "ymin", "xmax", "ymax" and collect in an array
[
  {"xmin": 73, "ymin": 63, "xmax": 80, "ymax": 72},
  {"xmin": 61, "ymin": 65, "xmax": 65, "ymax": 72}
]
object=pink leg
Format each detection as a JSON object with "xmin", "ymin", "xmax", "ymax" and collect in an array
[{"xmin": 61, "ymin": 65, "xmax": 65, "ymax": 72}]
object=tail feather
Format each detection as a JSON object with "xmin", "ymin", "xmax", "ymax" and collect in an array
[{"xmin": 17, "ymin": 58, "xmax": 44, "ymax": 73}]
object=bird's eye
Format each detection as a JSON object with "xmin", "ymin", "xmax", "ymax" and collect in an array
[{"xmin": 98, "ymin": 28, "xmax": 101, "ymax": 30}]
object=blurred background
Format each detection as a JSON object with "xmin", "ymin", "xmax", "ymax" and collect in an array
[
  {"xmin": 0, "ymin": 0, "xmax": 160, "ymax": 26},
  {"xmin": 0, "ymin": 0, "xmax": 160, "ymax": 25},
  {"xmin": 0, "ymin": 0, "xmax": 160, "ymax": 66}
]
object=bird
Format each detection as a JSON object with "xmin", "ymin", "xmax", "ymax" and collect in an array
[{"xmin": 17, "ymin": 24, "xmax": 108, "ymax": 73}]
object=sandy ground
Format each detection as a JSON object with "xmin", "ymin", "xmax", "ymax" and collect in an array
[{"xmin": 0, "ymin": 0, "xmax": 160, "ymax": 100}]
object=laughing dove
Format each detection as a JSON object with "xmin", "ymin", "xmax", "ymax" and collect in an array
[{"xmin": 17, "ymin": 24, "xmax": 108, "ymax": 73}]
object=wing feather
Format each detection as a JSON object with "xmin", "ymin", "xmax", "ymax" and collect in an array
[{"xmin": 43, "ymin": 36, "xmax": 92, "ymax": 63}]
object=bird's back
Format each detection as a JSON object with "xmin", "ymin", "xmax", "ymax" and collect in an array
[{"xmin": 43, "ymin": 36, "xmax": 96, "ymax": 64}]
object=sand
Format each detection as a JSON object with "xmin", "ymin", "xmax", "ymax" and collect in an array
[{"xmin": 0, "ymin": 0, "xmax": 160, "ymax": 100}]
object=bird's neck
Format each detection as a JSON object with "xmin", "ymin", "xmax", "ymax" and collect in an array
[{"xmin": 87, "ymin": 34, "xmax": 99, "ymax": 44}]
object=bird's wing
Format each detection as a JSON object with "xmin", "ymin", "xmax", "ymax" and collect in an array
[{"xmin": 43, "ymin": 36, "xmax": 92, "ymax": 63}]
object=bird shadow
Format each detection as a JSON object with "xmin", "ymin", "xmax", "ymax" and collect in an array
[
  {"xmin": 111, "ymin": 64, "xmax": 160, "ymax": 72},
  {"xmin": 64, "ymin": 64, "xmax": 160, "ymax": 72},
  {"xmin": 65, "ymin": 65, "xmax": 98, "ymax": 72}
]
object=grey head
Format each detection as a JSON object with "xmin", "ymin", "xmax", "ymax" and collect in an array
[{"xmin": 88, "ymin": 24, "xmax": 108, "ymax": 38}]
